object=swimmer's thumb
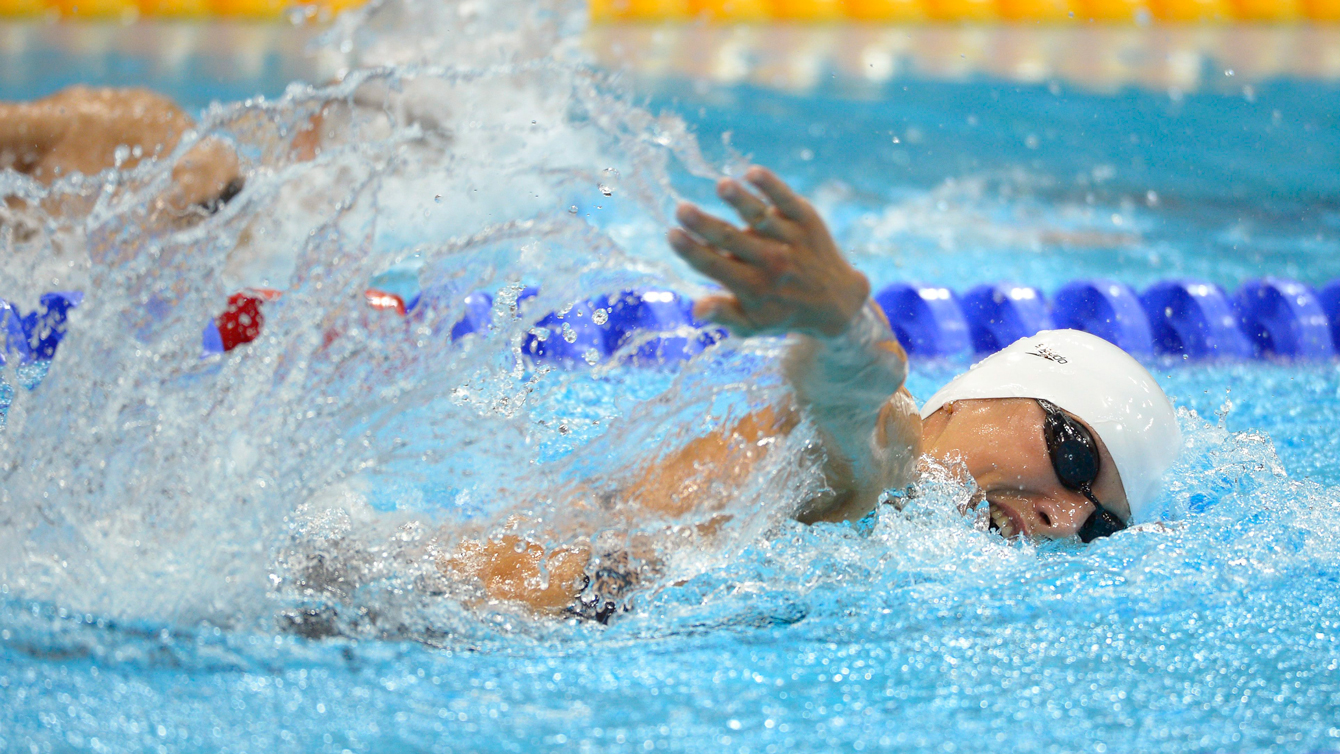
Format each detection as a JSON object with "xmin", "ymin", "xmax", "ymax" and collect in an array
[{"xmin": 694, "ymin": 294, "xmax": 753, "ymax": 335}]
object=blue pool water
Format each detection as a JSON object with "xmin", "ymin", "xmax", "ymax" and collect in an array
[{"xmin": 3, "ymin": 3, "xmax": 1340, "ymax": 752}]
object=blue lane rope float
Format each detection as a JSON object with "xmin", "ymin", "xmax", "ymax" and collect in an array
[
  {"xmin": 525, "ymin": 298, "xmax": 612, "ymax": 365},
  {"xmin": 407, "ymin": 285, "xmax": 537, "ymax": 343},
  {"xmin": 1233, "ymin": 278, "xmax": 1335, "ymax": 360},
  {"xmin": 0, "ymin": 292, "xmax": 81, "ymax": 366},
  {"xmin": 19, "ymin": 292, "xmax": 82, "ymax": 361},
  {"xmin": 1139, "ymin": 280, "xmax": 1252, "ymax": 360},
  {"xmin": 1318, "ymin": 280, "xmax": 1340, "ymax": 355},
  {"xmin": 383, "ymin": 284, "xmax": 724, "ymax": 366},
  {"xmin": 12, "ymin": 277, "xmax": 1340, "ymax": 383},
  {"xmin": 1051, "ymin": 279, "xmax": 1154, "ymax": 358},
  {"xmin": 521, "ymin": 289, "xmax": 725, "ymax": 367},
  {"xmin": 447, "ymin": 291, "xmax": 498, "ymax": 342},
  {"xmin": 0, "ymin": 299, "xmax": 28, "ymax": 366},
  {"xmin": 959, "ymin": 283, "xmax": 1052, "ymax": 355},
  {"xmin": 873, "ymin": 282, "xmax": 972, "ymax": 358},
  {"xmin": 599, "ymin": 289, "xmax": 726, "ymax": 366}
]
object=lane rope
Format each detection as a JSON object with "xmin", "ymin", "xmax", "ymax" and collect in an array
[{"xmin": 4, "ymin": 277, "xmax": 1338, "ymax": 385}]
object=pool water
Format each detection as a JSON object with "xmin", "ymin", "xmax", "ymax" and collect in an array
[{"xmin": 2, "ymin": 1, "xmax": 1340, "ymax": 751}]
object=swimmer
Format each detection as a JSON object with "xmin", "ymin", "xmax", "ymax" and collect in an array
[
  {"xmin": 0, "ymin": 82, "xmax": 438, "ymax": 286},
  {"xmin": 0, "ymin": 85, "xmax": 243, "ymax": 219},
  {"xmin": 436, "ymin": 165, "xmax": 1182, "ymax": 622}
]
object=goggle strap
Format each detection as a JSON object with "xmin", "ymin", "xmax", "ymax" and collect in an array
[{"xmin": 1078, "ymin": 482, "xmax": 1127, "ymax": 541}]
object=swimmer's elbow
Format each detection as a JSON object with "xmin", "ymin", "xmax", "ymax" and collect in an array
[
  {"xmin": 875, "ymin": 388, "xmax": 922, "ymax": 456},
  {"xmin": 438, "ymin": 536, "xmax": 591, "ymax": 615},
  {"xmin": 870, "ymin": 388, "xmax": 922, "ymax": 489}
]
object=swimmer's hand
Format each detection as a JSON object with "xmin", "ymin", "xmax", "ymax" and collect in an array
[{"xmin": 668, "ymin": 165, "xmax": 869, "ymax": 338}]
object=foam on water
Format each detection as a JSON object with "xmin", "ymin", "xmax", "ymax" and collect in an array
[
  {"xmin": 3, "ymin": 0, "xmax": 1340, "ymax": 750},
  {"xmin": 0, "ymin": 0, "xmax": 736, "ymax": 627}
]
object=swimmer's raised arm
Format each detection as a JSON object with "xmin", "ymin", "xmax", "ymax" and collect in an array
[{"xmin": 669, "ymin": 166, "xmax": 919, "ymax": 522}]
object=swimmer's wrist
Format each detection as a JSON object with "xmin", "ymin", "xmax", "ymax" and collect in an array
[
  {"xmin": 812, "ymin": 299, "xmax": 899, "ymax": 354},
  {"xmin": 790, "ymin": 298, "xmax": 907, "ymax": 397},
  {"xmin": 809, "ymin": 271, "xmax": 872, "ymax": 338}
]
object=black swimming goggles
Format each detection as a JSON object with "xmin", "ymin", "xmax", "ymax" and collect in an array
[{"xmin": 1037, "ymin": 399, "xmax": 1127, "ymax": 543}]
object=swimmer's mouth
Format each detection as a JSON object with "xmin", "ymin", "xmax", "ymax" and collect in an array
[{"xmin": 987, "ymin": 502, "xmax": 1022, "ymax": 540}]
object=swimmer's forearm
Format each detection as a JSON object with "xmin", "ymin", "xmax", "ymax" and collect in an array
[
  {"xmin": 786, "ymin": 299, "xmax": 907, "ymax": 414},
  {"xmin": 784, "ymin": 299, "xmax": 909, "ymax": 490}
]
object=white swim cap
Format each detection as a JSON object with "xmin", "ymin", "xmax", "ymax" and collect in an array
[{"xmin": 919, "ymin": 329, "xmax": 1181, "ymax": 522}]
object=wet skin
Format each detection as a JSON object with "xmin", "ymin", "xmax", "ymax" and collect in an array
[{"xmin": 670, "ymin": 166, "xmax": 1132, "ymax": 539}]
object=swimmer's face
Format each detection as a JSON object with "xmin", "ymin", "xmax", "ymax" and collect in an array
[{"xmin": 920, "ymin": 398, "xmax": 1129, "ymax": 541}]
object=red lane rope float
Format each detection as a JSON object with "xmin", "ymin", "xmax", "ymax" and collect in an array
[
  {"xmin": 364, "ymin": 288, "xmax": 409, "ymax": 317},
  {"xmin": 206, "ymin": 288, "xmax": 282, "ymax": 355}
]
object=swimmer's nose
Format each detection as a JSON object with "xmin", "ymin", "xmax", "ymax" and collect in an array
[{"xmin": 1032, "ymin": 497, "xmax": 1088, "ymax": 537}]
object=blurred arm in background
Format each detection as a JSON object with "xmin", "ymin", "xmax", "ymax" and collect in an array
[{"xmin": 0, "ymin": 85, "xmax": 243, "ymax": 215}]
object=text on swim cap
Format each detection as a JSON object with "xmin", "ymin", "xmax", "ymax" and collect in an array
[{"xmin": 1028, "ymin": 345, "xmax": 1068, "ymax": 364}]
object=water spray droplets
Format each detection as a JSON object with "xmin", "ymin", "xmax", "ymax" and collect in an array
[{"xmin": 599, "ymin": 166, "xmax": 619, "ymax": 198}]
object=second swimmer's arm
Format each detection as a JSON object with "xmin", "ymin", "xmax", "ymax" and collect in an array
[{"xmin": 1, "ymin": 87, "xmax": 242, "ymax": 214}]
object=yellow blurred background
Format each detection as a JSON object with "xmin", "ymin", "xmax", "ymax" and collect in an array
[{"xmin": 1, "ymin": 0, "xmax": 1337, "ymax": 22}]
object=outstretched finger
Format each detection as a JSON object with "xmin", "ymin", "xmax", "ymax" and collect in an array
[
  {"xmin": 675, "ymin": 202, "xmax": 771, "ymax": 262},
  {"xmin": 744, "ymin": 166, "xmax": 815, "ymax": 225},
  {"xmin": 668, "ymin": 228, "xmax": 759, "ymax": 293},
  {"xmin": 718, "ymin": 178, "xmax": 796, "ymax": 242},
  {"xmin": 693, "ymin": 293, "xmax": 757, "ymax": 336},
  {"xmin": 717, "ymin": 178, "xmax": 768, "ymax": 225}
]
